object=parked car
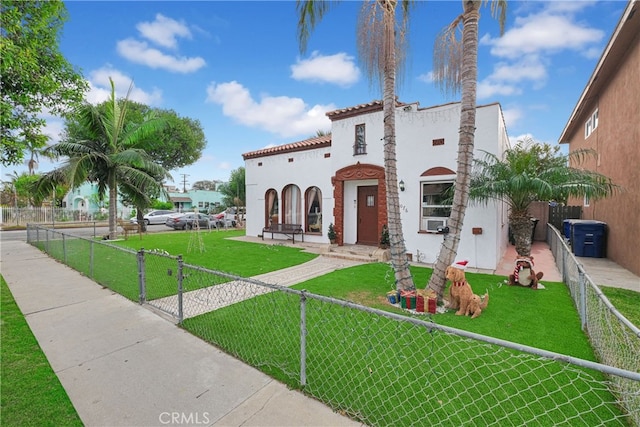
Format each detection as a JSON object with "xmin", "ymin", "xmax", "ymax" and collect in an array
[
  {"xmin": 211, "ymin": 207, "xmax": 243, "ymax": 228},
  {"xmin": 165, "ymin": 213, "xmax": 211, "ymax": 230},
  {"xmin": 131, "ymin": 210, "xmax": 180, "ymax": 225},
  {"xmin": 211, "ymin": 212, "xmax": 237, "ymax": 228}
]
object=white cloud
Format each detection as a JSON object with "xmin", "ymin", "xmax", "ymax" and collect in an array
[
  {"xmin": 117, "ymin": 38, "xmax": 206, "ymax": 73},
  {"xmin": 502, "ymin": 108, "xmax": 524, "ymax": 131},
  {"xmin": 484, "ymin": 13, "xmax": 604, "ymax": 59},
  {"xmin": 489, "ymin": 58, "xmax": 547, "ymax": 83},
  {"xmin": 477, "ymin": 81, "xmax": 521, "ymax": 100},
  {"xmin": 417, "ymin": 71, "xmax": 435, "ymax": 83},
  {"xmin": 206, "ymin": 81, "xmax": 335, "ymax": 138},
  {"xmin": 86, "ymin": 67, "xmax": 163, "ymax": 106},
  {"xmin": 136, "ymin": 14, "xmax": 192, "ymax": 49},
  {"xmin": 475, "ymin": 4, "xmax": 604, "ymax": 100},
  {"xmin": 291, "ymin": 52, "xmax": 360, "ymax": 87}
]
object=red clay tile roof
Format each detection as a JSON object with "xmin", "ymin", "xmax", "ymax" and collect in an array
[
  {"xmin": 242, "ymin": 134, "xmax": 331, "ymax": 160},
  {"xmin": 325, "ymin": 99, "xmax": 411, "ymax": 121}
]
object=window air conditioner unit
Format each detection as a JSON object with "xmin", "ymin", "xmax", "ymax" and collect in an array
[{"xmin": 426, "ymin": 219, "xmax": 447, "ymax": 233}]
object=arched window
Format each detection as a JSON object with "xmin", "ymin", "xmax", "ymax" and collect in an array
[
  {"xmin": 282, "ymin": 184, "xmax": 301, "ymax": 224},
  {"xmin": 265, "ymin": 189, "xmax": 279, "ymax": 226},
  {"xmin": 305, "ymin": 186, "xmax": 322, "ymax": 233}
]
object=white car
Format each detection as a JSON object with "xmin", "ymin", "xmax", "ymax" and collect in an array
[{"xmin": 131, "ymin": 210, "xmax": 180, "ymax": 225}]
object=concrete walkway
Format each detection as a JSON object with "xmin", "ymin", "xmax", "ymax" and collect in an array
[{"xmin": 1, "ymin": 240, "xmax": 363, "ymax": 427}]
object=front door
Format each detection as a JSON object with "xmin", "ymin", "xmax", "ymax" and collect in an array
[{"xmin": 357, "ymin": 186, "xmax": 378, "ymax": 245}]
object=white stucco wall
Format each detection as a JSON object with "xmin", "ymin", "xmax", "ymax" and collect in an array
[
  {"xmin": 245, "ymin": 145, "xmax": 334, "ymax": 244},
  {"xmin": 244, "ymin": 101, "xmax": 509, "ymax": 270}
]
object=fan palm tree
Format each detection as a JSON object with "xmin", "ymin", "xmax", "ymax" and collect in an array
[
  {"xmin": 298, "ymin": 0, "xmax": 415, "ymax": 291},
  {"xmin": 36, "ymin": 78, "xmax": 170, "ymax": 239},
  {"xmin": 470, "ymin": 138, "xmax": 618, "ymax": 257},
  {"xmin": 427, "ymin": 0, "xmax": 507, "ymax": 299}
]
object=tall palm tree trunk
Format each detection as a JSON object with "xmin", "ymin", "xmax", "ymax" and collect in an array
[
  {"xmin": 428, "ymin": 1, "xmax": 480, "ymax": 299},
  {"xmin": 382, "ymin": 0, "xmax": 414, "ymax": 291}
]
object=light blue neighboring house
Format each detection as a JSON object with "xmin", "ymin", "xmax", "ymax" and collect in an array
[
  {"xmin": 168, "ymin": 190, "xmax": 226, "ymax": 213},
  {"xmin": 63, "ymin": 183, "xmax": 227, "ymax": 217},
  {"xmin": 63, "ymin": 182, "xmax": 130, "ymax": 217}
]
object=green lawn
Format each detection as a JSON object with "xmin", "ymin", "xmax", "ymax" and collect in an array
[
  {"xmin": 1, "ymin": 276, "xmax": 82, "ymax": 427},
  {"xmin": 23, "ymin": 229, "xmax": 636, "ymax": 426},
  {"xmin": 183, "ymin": 263, "xmax": 627, "ymax": 426},
  {"xmin": 599, "ymin": 286, "xmax": 640, "ymax": 328}
]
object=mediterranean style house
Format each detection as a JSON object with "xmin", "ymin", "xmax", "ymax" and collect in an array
[
  {"xmin": 558, "ymin": 0, "xmax": 639, "ymax": 276},
  {"xmin": 243, "ymin": 100, "xmax": 511, "ymax": 271}
]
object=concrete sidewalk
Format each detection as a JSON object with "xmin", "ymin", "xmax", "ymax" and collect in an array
[{"xmin": 0, "ymin": 241, "xmax": 363, "ymax": 427}]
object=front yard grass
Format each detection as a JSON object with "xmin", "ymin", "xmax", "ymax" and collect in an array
[
  {"xmin": 183, "ymin": 263, "xmax": 627, "ymax": 426},
  {"xmin": 1, "ymin": 277, "xmax": 82, "ymax": 427}
]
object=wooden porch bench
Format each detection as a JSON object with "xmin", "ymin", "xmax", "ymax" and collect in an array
[{"xmin": 261, "ymin": 223, "xmax": 304, "ymax": 243}]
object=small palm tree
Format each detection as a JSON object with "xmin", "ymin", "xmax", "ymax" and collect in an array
[
  {"xmin": 36, "ymin": 78, "xmax": 170, "ymax": 239},
  {"xmin": 470, "ymin": 138, "xmax": 618, "ymax": 257}
]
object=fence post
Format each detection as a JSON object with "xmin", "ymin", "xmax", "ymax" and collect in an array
[
  {"xmin": 300, "ymin": 290, "xmax": 307, "ymax": 387},
  {"xmin": 89, "ymin": 239, "xmax": 94, "ymax": 279},
  {"xmin": 578, "ymin": 269, "xmax": 587, "ymax": 331},
  {"xmin": 137, "ymin": 248, "xmax": 146, "ymax": 305},
  {"xmin": 62, "ymin": 233, "xmax": 67, "ymax": 264},
  {"xmin": 177, "ymin": 255, "xmax": 184, "ymax": 324}
]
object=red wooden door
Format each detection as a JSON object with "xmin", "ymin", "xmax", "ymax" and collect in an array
[{"xmin": 357, "ymin": 186, "xmax": 378, "ymax": 245}]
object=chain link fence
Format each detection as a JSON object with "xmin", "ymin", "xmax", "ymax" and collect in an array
[{"xmin": 27, "ymin": 224, "xmax": 640, "ymax": 426}]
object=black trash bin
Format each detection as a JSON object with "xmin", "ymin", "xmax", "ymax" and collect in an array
[{"xmin": 572, "ymin": 220, "xmax": 607, "ymax": 258}]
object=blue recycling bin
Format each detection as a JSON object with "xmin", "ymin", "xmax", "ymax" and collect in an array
[
  {"xmin": 563, "ymin": 219, "xmax": 573, "ymax": 239},
  {"xmin": 572, "ymin": 220, "xmax": 607, "ymax": 258}
]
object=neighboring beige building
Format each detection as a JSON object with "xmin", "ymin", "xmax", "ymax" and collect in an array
[{"xmin": 558, "ymin": 0, "xmax": 640, "ymax": 276}]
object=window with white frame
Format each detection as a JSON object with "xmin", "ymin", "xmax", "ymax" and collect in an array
[
  {"xmin": 420, "ymin": 181, "xmax": 453, "ymax": 232},
  {"xmin": 584, "ymin": 108, "xmax": 598, "ymax": 139}
]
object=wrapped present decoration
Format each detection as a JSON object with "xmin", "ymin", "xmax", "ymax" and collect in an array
[
  {"xmin": 417, "ymin": 289, "xmax": 438, "ymax": 314},
  {"xmin": 400, "ymin": 290, "xmax": 417, "ymax": 309},
  {"xmin": 428, "ymin": 297, "xmax": 437, "ymax": 314},
  {"xmin": 416, "ymin": 295, "xmax": 425, "ymax": 312},
  {"xmin": 386, "ymin": 290, "xmax": 400, "ymax": 305}
]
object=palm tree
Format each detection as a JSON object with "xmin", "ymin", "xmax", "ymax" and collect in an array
[
  {"xmin": 427, "ymin": 0, "xmax": 506, "ymax": 299},
  {"xmin": 24, "ymin": 132, "xmax": 53, "ymax": 175},
  {"xmin": 470, "ymin": 138, "xmax": 618, "ymax": 257},
  {"xmin": 36, "ymin": 78, "xmax": 170, "ymax": 239},
  {"xmin": 298, "ymin": 0, "xmax": 415, "ymax": 291}
]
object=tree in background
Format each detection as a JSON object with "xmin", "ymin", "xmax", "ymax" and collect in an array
[
  {"xmin": 218, "ymin": 167, "xmax": 245, "ymax": 209},
  {"xmin": 35, "ymin": 79, "xmax": 170, "ymax": 239},
  {"xmin": 298, "ymin": 0, "xmax": 416, "ymax": 291},
  {"xmin": 1, "ymin": 0, "xmax": 87, "ymax": 166},
  {"xmin": 192, "ymin": 180, "xmax": 219, "ymax": 191},
  {"xmin": 62, "ymin": 100, "xmax": 205, "ymax": 227},
  {"xmin": 63, "ymin": 101, "xmax": 206, "ymax": 172},
  {"xmin": 470, "ymin": 138, "xmax": 618, "ymax": 257},
  {"xmin": 427, "ymin": 0, "xmax": 507, "ymax": 301}
]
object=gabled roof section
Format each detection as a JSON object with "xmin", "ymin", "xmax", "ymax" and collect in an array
[
  {"xmin": 558, "ymin": 0, "xmax": 638, "ymax": 143},
  {"xmin": 242, "ymin": 134, "xmax": 331, "ymax": 160},
  {"xmin": 326, "ymin": 99, "xmax": 412, "ymax": 121}
]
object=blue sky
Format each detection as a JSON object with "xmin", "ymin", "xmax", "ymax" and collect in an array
[{"xmin": 22, "ymin": 0, "xmax": 625, "ymax": 188}]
